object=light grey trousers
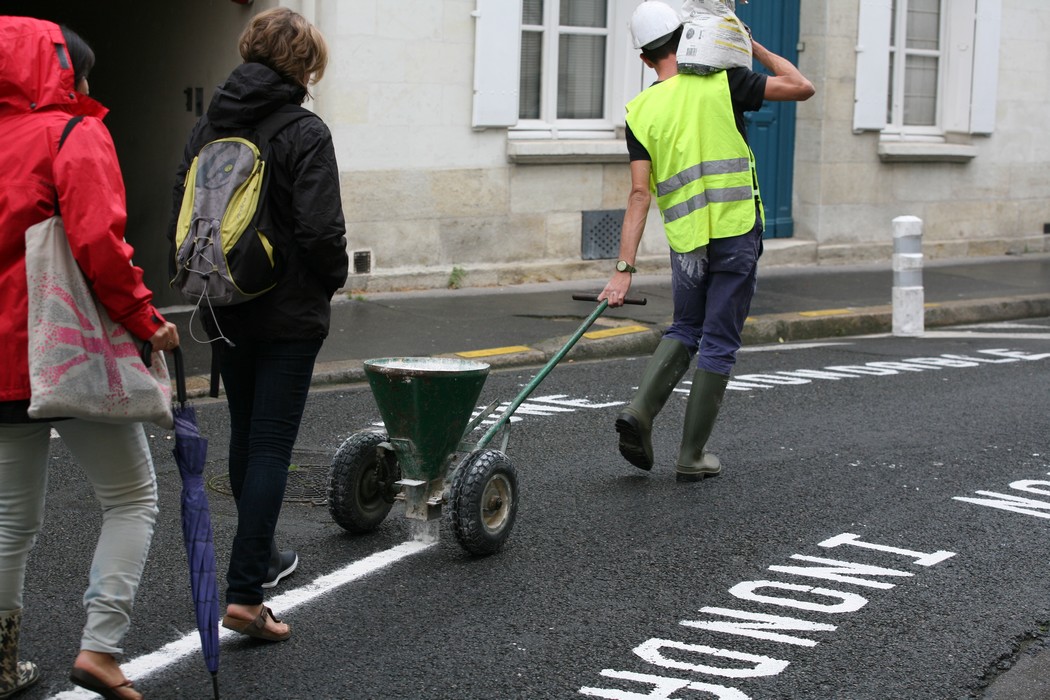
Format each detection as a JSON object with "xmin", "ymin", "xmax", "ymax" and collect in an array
[{"xmin": 0, "ymin": 420, "xmax": 157, "ymax": 655}]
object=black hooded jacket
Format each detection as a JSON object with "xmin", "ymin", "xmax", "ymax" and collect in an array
[{"xmin": 167, "ymin": 62, "xmax": 348, "ymax": 341}]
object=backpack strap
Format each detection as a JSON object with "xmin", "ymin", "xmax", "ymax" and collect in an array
[
  {"xmin": 53, "ymin": 116, "xmax": 85, "ymax": 215},
  {"xmin": 58, "ymin": 115, "xmax": 85, "ymax": 151},
  {"xmin": 254, "ymin": 104, "xmax": 314, "ymax": 144},
  {"xmin": 209, "ymin": 343, "xmax": 223, "ymax": 398}
]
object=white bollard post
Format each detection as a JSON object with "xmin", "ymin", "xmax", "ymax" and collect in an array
[{"xmin": 892, "ymin": 216, "xmax": 924, "ymax": 337}]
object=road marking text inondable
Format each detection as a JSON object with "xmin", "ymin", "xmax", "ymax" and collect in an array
[
  {"xmin": 579, "ymin": 534, "xmax": 955, "ymax": 699},
  {"xmin": 721, "ymin": 348, "xmax": 1050, "ymax": 393}
]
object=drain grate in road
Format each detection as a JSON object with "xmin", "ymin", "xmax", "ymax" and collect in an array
[{"xmin": 206, "ymin": 451, "xmax": 331, "ymax": 505}]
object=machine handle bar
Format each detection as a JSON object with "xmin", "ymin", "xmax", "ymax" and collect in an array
[{"xmin": 571, "ymin": 294, "xmax": 647, "ymax": 305}]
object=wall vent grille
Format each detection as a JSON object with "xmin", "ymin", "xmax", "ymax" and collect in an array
[
  {"xmin": 353, "ymin": 250, "xmax": 372, "ymax": 275},
  {"xmin": 581, "ymin": 209, "xmax": 625, "ymax": 260}
]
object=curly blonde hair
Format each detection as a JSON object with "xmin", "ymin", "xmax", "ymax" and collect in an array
[{"xmin": 239, "ymin": 8, "xmax": 328, "ymax": 92}]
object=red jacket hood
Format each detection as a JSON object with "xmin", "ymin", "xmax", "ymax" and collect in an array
[{"xmin": 0, "ymin": 16, "xmax": 106, "ymax": 118}]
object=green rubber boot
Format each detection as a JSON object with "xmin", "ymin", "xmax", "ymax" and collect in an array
[
  {"xmin": 675, "ymin": 370, "xmax": 730, "ymax": 482},
  {"xmin": 0, "ymin": 609, "xmax": 40, "ymax": 698},
  {"xmin": 615, "ymin": 338, "xmax": 693, "ymax": 471}
]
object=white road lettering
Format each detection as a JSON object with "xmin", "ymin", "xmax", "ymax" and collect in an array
[
  {"xmin": 904, "ymin": 357, "xmax": 980, "ymax": 368},
  {"xmin": 728, "ymin": 581, "xmax": 868, "ymax": 613},
  {"xmin": 490, "ymin": 402, "xmax": 577, "ymax": 418},
  {"xmin": 731, "ymin": 373, "xmax": 811, "ymax": 386},
  {"xmin": 823, "ymin": 365, "xmax": 899, "ymax": 376},
  {"xmin": 681, "ymin": 608, "xmax": 836, "ymax": 648},
  {"xmin": 817, "ymin": 532, "xmax": 955, "ymax": 566},
  {"xmin": 954, "ymin": 474, "xmax": 1050, "ymax": 519},
  {"xmin": 941, "ymin": 353, "xmax": 1017, "ymax": 364},
  {"xmin": 768, "ymin": 555, "xmax": 914, "ymax": 590},
  {"xmin": 633, "ymin": 639, "xmax": 789, "ymax": 678},
  {"xmin": 580, "ymin": 533, "xmax": 956, "ymax": 698},
  {"xmin": 723, "ymin": 348, "xmax": 1048, "ymax": 392},
  {"xmin": 580, "ymin": 669, "xmax": 750, "ymax": 700},
  {"xmin": 527, "ymin": 394, "xmax": 624, "ymax": 409},
  {"xmin": 864, "ymin": 361, "xmax": 930, "ymax": 372},
  {"xmin": 980, "ymin": 348, "xmax": 1050, "ymax": 361},
  {"xmin": 774, "ymin": 369, "xmax": 856, "ymax": 381}
]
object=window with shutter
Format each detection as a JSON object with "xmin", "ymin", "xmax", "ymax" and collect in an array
[
  {"xmin": 853, "ymin": 0, "xmax": 1001, "ymax": 160},
  {"xmin": 472, "ymin": 0, "xmax": 655, "ymax": 160},
  {"xmin": 887, "ymin": 0, "xmax": 943, "ymax": 132},
  {"xmin": 515, "ymin": 0, "xmax": 614, "ymax": 138}
]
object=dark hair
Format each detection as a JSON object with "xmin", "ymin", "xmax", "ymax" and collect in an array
[
  {"xmin": 60, "ymin": 25, "xmax": 95, "ymax": 84},
  {"xmin": 641, "ymin": 25, "xmax": 683, "ymax": 63}
]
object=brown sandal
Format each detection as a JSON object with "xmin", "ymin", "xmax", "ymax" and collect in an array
[
  {"xmin": 69, "ymin": 666, "xmax": 139, "ymax": 700},
  {"xmin": 221, "ymin": 606, "xmax": 291, "ymax": 642}
]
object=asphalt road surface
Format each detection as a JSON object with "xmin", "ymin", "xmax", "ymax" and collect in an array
[{"xmin": 20, "ymin": 319, "xmax": 1050, "ymax": 699}]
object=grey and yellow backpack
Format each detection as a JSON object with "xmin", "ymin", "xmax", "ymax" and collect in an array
[{"xmin": 171, "ymin": 105, "xmax": 311, "ymax": 306}]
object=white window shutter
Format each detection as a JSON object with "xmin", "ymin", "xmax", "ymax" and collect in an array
[
  {"xmin": 943, "ymin": 0, "xmax": 976, "ymax": 134},
  {"xmin": 615, "ymin": 0, "xmax": 643, "ymax": 126},
  {"xmin": 970, "ymin": 0, "xmax": 1002, "ymax": 134},
  {"xmin": 853, "ymin": 0, "xmax": 892, "ymax": 132},
  {"xmin": 472, "ymin": 0, "xmax": 523, "ymax": 129}
]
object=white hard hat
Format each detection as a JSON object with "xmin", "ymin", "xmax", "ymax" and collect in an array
[{"xmin": 630, "ymin": 1, "xmax": 683, "ymax": 50}]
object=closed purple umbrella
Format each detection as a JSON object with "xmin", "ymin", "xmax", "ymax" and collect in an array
[{"xmin": 171, "ymin": 348, "xmax": 220, "ymax": 699}]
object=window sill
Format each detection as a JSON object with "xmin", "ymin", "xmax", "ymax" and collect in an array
[
  {"xmin": 877, "ymin": 141, "xmax": 978, "ymax": 163},
  {"xmin": 507, "ymin": 139, "xmax": 628, "ymax": 165}
]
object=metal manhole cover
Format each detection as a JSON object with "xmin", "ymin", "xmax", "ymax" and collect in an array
[{"xmin": 206, "ymin": 451, "xmax": 331, "ymax": 505}]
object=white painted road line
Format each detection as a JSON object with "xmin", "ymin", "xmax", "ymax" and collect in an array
[
  {"xmin": 920, "ymin": 331, "xmax": 1050, "ymax": 340},
  {"xmin": 957, "ymin": 322, "xmax": 1050, "ymax": 330},
  {"xmin": 48, "ymin": 540, "xmax": 434, "ymax": 699},
  {"xmin": 742, "ymin": 342, "xmax": 854, "ymax": 353}
]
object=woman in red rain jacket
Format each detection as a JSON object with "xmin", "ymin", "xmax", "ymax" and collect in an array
[{"xmin": 0, "ymin": 17, "xmax": 178, "ymax": 700}]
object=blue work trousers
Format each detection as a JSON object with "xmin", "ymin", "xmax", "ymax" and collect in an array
[
  {"xmin": 664, "ymin": 217, "xmax": 764, "ymax": 376},
  {"xmin": 220, "ymin": 338, "xmax": 322, "ymax": 606}
]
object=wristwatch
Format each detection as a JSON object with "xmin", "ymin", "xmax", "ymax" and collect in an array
[{"xmin": 615, "ymin": 260, "xmax": 637, "ymax": 273}]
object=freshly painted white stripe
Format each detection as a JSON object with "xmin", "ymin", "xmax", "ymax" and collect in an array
[
  {"xmin": 920, "ymin": 331, "xmax": 1050, "ymax": 340},
  {"xmin": 741, "ymin": 342, "xmax": 854, "ymax": 353},
  {"xmin": 48, "ymin": 540, "xmax": 433, "ymax": 699},
  {"xmin": 957, "ymin": 322, "xmax": 1050, "ymax": 330}
]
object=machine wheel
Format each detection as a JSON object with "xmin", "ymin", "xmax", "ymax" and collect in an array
[
  {"xmin": 447, "ymin": 449, "xmax": 518, "ymax": 556},
  {"xmin": 327, "ymin": 430, "xmax": 399, "ymax": 533}
]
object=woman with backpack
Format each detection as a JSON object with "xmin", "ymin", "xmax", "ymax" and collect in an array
[
  {"xmin": 167, "ymin": 7, "xmax": 348, "ymax": 642},
  {"xmin": 0, "ymin": 18, "xmax": 179, "ymax": 699}
]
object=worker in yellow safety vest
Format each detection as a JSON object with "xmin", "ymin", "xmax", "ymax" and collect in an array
[{"xmin": 600, "ymin": 0, "xmax": 814, "ymax": 482}]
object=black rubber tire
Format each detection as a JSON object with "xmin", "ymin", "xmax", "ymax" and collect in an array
[
  {"xmin": 447, "ymin": 449, "xmax": 518, "ymax": 556},
  {"xmin": 327, "ymin": 430, "xmax": 397, "ymax": 533}
]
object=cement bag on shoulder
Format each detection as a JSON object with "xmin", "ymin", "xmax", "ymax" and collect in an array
[{"xmin": 677, "ymin": 0, "xmax": 752, "ymax": 75}]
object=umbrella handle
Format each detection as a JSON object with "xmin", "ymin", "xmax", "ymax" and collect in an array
[{"xmin": 172, "ymin": 346, "xmax": 188, "ymax": 406}]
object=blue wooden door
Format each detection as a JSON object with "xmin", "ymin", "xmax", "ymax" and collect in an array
[{"xmin": 735, "ymin": 0, "xmax": 801, "ymax": 239}]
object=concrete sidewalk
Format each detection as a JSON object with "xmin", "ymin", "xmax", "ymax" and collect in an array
[{"xmin": 164, "ymin": 252, "xmax": 1050, "ymax": 398}]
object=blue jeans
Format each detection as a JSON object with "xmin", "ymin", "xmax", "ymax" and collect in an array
[
  {"xmin": 220, "ymin": 338, "xmax": 321, "ymax": 606},
  {"xmin": 664, "ymin": 217, "xmax": 764, "ymax": 376}
]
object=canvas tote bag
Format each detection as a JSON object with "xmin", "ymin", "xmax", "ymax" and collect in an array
[{"xmin": 24, "ymin": 216, "xmax": 174, "ymax": 428}]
